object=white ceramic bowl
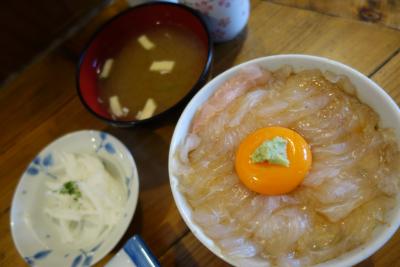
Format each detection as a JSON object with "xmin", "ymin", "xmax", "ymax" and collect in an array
[
  {"xmin": 11, "ymin": 130, "xmax": 139, "ymax": 267},
  {"xmin": 168, "ymin": 54, "xmax": 400, "ymax": 267}
]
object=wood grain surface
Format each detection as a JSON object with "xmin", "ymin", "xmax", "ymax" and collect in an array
[
  {"xmin": 373, "ymin": 52, "xmax": 400, "ymax": 103},
  {"xmin": 214, "ymin": 1, "xmax": 400, "ymax": 76},
  {"xmin": 0, "ymin": 0, "xmax": 109, "ymax": 83},
  {"xmin": 1, "ymin": 1, "xmax": 400, "ymax": 266},
  {"xmin": 268, "ymin": 0, "xmax": 400, "ymax": 30}
]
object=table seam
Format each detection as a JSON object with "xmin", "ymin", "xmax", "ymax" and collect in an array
[
  {"xmin": 369, "ymin": 47, "xmax": 400, "ymax": 78},
  {"xmin": 158, "ymin": 228, "xmax": 190, "ymax": 261}
]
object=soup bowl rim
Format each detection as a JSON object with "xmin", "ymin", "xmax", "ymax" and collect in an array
[{"xmin": 76, "ymin": 1, "xmax": 213, "ymax": 127}]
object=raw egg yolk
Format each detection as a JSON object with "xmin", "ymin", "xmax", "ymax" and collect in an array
[{"xmin": 235, "ymin": 127, "xmax": 312, "ymax": 195}]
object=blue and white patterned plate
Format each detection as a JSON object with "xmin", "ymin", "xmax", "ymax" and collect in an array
[{"xmin": 10, "ymin": 130, "xmax": 139, "ymax": 267}]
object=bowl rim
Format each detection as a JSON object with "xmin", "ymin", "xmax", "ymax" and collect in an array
[
  {"xmin": 76, "ymin": 1, "xmax": 214, "ymax": 127},
  {"xmin": 168, "ymin": 54, "xmax": 400, "ymax": 267},
  {"xmin": 10, "ymin": 130, "xmax": 140, "ymax": 266}
]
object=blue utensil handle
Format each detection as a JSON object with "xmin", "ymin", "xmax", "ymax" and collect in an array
[
  {"xmin": 124, "ymin": 235, "xmax": 161, "ymax": 267},
  {"xmin": 105, "ymin": 235, "xmax": 161, "ymax": 267}
]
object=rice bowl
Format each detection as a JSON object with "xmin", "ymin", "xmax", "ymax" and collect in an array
[{"xmin": 168, "ymin": 55, "xmax": 400, "ymax": 267}]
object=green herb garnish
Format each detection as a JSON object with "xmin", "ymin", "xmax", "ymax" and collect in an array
[
  {"xmin": 251, "ymin": 136, "xmax": 290, "ymax": 167},
  {"xmin": 60, "ymin": 181, "xmax": 82, "ymax": 201}
]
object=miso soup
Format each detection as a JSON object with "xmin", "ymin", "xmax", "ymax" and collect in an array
[{"xmin": 97, "ymin": 23, "xmax": 208, "ymax": 121}]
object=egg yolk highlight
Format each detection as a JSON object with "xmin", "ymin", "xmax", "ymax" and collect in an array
[{"xmin": 235, "ymin": 127, "xmax": 312, "ymax": 195}]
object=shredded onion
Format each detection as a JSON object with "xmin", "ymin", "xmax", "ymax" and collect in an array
[{"xmin": 44, "ymin": 152, "xmax": 126, "ymax": 245}]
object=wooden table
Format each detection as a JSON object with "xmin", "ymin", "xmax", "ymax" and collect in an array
[{"xmin": 1, "ymin": 0, "xmax": 400, "ymax": 266}]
